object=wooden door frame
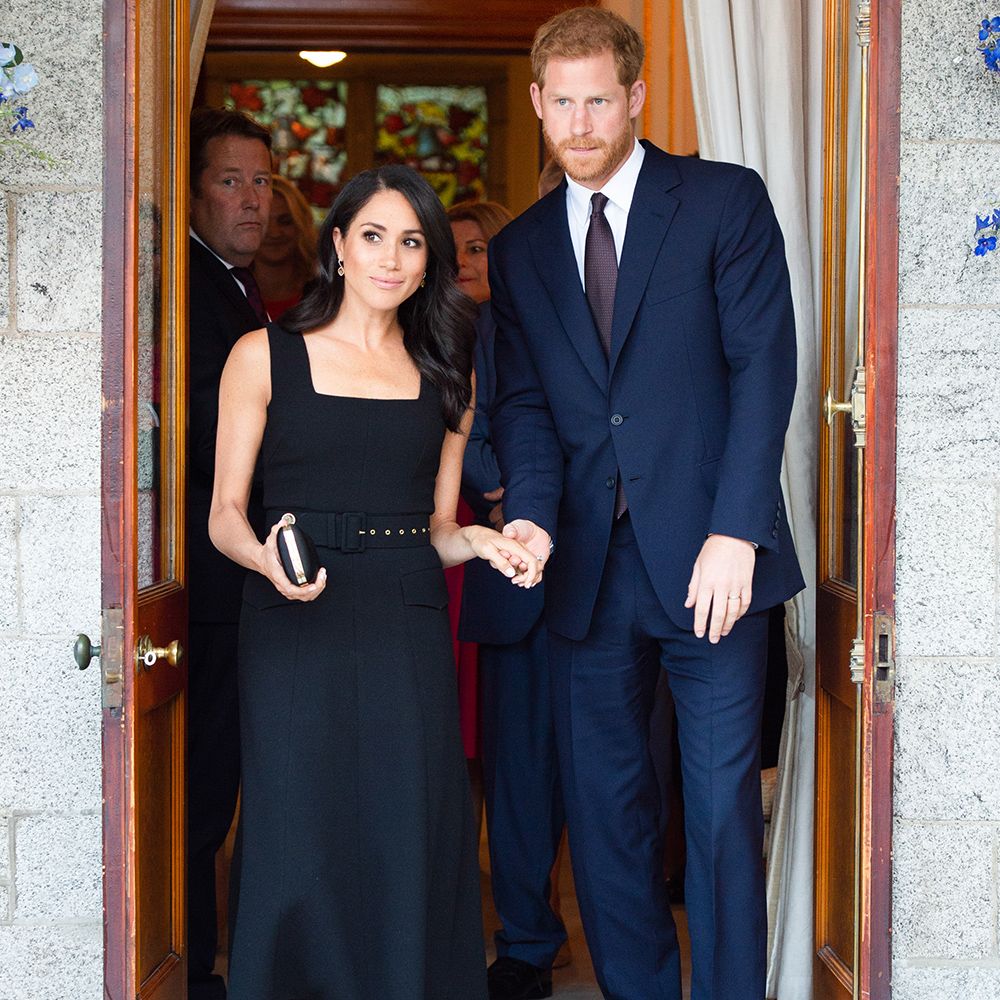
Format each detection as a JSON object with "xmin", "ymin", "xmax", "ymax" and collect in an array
[{"xmin": 860, "ymin": 0, "xmax": 899, "ymax": 997}]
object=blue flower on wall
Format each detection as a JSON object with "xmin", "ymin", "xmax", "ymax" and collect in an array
[
  {"xmin": 0, "ymin": 40, "xmax": 51, "ymax": 164},
  {"xmin": 973, "ymin": 207, "xmax": 1000, "ymax": 257},
  {"xmin": 978, "ymin": 18, "xmax": 1000, "ymax": 72}
]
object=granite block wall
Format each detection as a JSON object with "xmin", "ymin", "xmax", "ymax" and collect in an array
[
  {"xmin": 0, "ymin": 0, "xmax": 105, "ymax": 995},
  {"xmin": 893, "ymin": 0, "xmax": 1000, "ymax": 995}
]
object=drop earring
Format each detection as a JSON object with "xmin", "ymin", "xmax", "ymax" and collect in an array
[
  {"xmin": 337, "ymin": 258, "xmax": 345, "ymax": 277},
  {"xmin": 420, "ymin": 271, "xmax": 426, "ymax": 288}
]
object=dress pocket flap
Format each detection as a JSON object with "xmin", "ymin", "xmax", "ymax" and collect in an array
[{"xmin": 400, "ymin": 566, "xmax": 449, "ymax": 610}]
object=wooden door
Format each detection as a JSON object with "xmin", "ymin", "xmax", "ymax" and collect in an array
[
  {"xmin": 859, "ymin": 1, "xmax": 900, "ymax": 994},
  {"xmin": 101, "ymin": 0, "xmax": 190, "ymax": 995},
  {"xmin": 815, "ymin": 1, "xmax": 868, "ymax": 997}
]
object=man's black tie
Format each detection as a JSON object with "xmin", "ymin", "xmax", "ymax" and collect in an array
[
  {"xmin": 231, "ymin": 266, "xmax": 270, "ymax": 327},
  {"xmin": 584, "ymin": 191, "xmax": 627, "ymax": 518}
]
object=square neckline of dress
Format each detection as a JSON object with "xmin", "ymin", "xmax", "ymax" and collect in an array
[{"xmin": 299, "ymin": 329, "xmax": 426, "ymax": 403}]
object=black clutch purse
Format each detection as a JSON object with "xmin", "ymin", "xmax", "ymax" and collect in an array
[{"xmin": 275, "ymin": 513, "xmax": 320, "ymax": 585}]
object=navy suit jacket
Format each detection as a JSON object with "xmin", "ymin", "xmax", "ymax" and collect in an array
[
  {"xmin": 458, "ymin": 302, "xmax": 545, "ymax": 645},
  {"xmin": 489, "ymin": 141, "xmax": 805, "ymax": 640}
]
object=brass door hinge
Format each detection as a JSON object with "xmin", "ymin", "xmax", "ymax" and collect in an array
[
  {"xmin": 856, "ymin": 2, "xmax": 871, "ymax": 47},
  {"xmin": 849, "ymin": 636, "xmax": 865, "ymax": 686}
]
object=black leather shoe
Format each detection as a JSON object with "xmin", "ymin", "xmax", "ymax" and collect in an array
[{"xmin": 487, "ymin": 956, "xmax": 553, "ymax": 1000}]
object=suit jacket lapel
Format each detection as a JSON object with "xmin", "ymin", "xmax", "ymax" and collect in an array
[
  {"xmin": 609, "ymin": 146, "xmax": 682, "ymax": 374},
  {"xmin": 527, "ymin": 187, "xmax": 608, "ymax": 392},
  {"xmin": 189, "ymin": 237, "xmax": 261, "ymax": 332}
]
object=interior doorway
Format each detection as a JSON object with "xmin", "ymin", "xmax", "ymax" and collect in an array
[{"xmin": 99, "ymin": 0, "xmax": 898, "ymax": 997}]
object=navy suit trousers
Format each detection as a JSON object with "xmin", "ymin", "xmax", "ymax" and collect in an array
[
  {"xmin": 480, "ymin": 618, "xmax": 567, "ymax": 968},
  {"xmin": 548, "ymin": 515, "xmax": 768, "ymax": 1000}
]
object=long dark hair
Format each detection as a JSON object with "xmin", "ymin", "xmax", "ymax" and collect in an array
[{"xmin": 283, "ymin": 166, "xmax": 476, "ymax": 432}]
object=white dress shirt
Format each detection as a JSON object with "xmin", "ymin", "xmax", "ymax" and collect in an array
[{"xmin": 564, "ymin": 139, "xmax": 645, "ymax": 291}]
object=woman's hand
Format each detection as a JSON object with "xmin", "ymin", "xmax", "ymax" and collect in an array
[
  {"xmin": 464, "ymin": 524, "xmax": 545, "ymax": 588},
  {"xmin": 254, "ymin": 522, "xmax": 328, "ymax": 602}
]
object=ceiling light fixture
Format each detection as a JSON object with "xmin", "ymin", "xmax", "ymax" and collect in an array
[{"xmin": 298, "ymin": 50, "xmax": 347, "ymax": 68}]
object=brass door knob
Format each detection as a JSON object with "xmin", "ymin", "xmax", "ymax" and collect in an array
[
  {"xmin": 136, "ymin": 635, "xmax": 184, "ymax": 671},
  {"xmin": 74, "ymin": 633, "xmax": 101, "ymax": 671},
  {"xmin": 823, "ymin": 387, "xmax": 852, "ymax": 425}
]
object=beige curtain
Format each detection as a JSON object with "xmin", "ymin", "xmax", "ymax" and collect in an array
[
  {"xmin": 681, "ymin": 0, "xmax": 826, "ymax": 995},
  {"xmin": 190, "ymin": 0, "xmax": 216, "ymax": 100}
]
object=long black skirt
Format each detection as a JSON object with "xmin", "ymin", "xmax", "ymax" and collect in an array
[{"xmin": 227, "ymin": 545, "xmax": 487, "ymax": 1000}]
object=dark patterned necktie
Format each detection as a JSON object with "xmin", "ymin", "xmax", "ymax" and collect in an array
[
  {"xmin": 584, "ymin": 192, "xmax": 617, "ymax": 355},
  {"xmin": 230, "ymin": 266, "xmax": 270, "ymax": 327},
  {"xmin": 584, "ymin": 192, "xmax": 627, "ymax": 518}
]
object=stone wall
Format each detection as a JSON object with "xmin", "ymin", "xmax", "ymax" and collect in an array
[
  {"xmin": 893, "ymin": 1, "xmax": 1000, "ymax": 997},
  {"xmin": 0, "ymin": 1, "xmax": 104, "ymax": 996}
]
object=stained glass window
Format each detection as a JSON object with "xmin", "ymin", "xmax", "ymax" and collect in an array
[
  {"xmin": 375, "ymin": 85, "xmax": 488, "ymax": 207},
  {"xmin": 225, "ymin": 79, "xmax": 348, "ymax": 218}
]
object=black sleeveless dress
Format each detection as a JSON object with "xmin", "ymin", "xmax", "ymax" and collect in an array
[{"xmin": 227, "ymin": 324, "xmax": 487, "ymax": 1000}]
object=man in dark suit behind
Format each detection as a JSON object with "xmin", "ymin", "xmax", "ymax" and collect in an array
[
  {"xmin": 460, "ymin": 303, "xmax": 567, "ymax": 1000},
  {"xmin": 187, "ymin": 107, "xmax": 272, "ymax": 1000},
  {"xmin": 489, "ymin": 9, "xmax": 805, "ymax": 999}
]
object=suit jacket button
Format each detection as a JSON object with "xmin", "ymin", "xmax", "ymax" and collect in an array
[
  {"xmin": 606, "ymin": 477, "xmax": 616, "ymax": 489},
  {"xmin": 771, "ymin": 529, "xmax": 778, "ymax": 538},
  {"xmin": 611, "ymin": 413, "xmax": 624, "ymax": 426}
]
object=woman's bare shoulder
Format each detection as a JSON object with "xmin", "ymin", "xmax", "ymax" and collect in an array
[
  {"xmin": 227, "ymin": 327, "xmax": 270, "ymax": 371},
  {"xmin": 221, "ymin": 327, "xmax": 272, "ymax": 403}
]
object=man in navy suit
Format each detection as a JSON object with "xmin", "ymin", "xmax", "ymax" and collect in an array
[
  {"xmin": 489, "ymin": 8, "xmax": 805, "ymax": 999},
  {"xmin": 460, "ymin": 303, "xmax": 567, "ymax": 1000}
]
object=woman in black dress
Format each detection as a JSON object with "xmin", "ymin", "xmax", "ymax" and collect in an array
[{"xmin": 209, "ymin": 166, "xmax": 544, "ymax": 1000}]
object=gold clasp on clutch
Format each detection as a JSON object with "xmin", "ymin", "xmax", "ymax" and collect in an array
[{"xmin": 279, "ymin": 512, "xmax": 308, "ymax": 584}]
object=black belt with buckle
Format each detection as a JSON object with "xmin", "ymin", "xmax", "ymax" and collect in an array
[{"xmin": 267, "ymin": 510, "xmax": 431, "ymax": 553}]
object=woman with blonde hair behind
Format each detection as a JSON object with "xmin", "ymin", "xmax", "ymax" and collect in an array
[{"xmin": 254, "ymin": 174, "xmax": 318, "ymax": 320}]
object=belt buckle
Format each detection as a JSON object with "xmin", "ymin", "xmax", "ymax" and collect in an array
[{"xmin": 340, "ymin": 512, "xmax": 366, "ymax": 552}]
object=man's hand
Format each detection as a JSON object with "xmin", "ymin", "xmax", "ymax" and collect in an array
[
  {"xmin": 483, "ymin": 487, "xmax": 505, "ymax": 532},
  {"xmin": 684, "ymin": 534, "xmax": 756, "ymax": 643},
  {"xmin": 488, "ymin": 503, "xmax": 505, "ymax": 532},
  {"xmin": 502, "ymin": 519, "xmax": 552, "ymax": 569}
]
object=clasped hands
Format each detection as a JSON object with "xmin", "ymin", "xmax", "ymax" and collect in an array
[
  {"xmin": 501, "ymin": 519, "xmax": 756, "ymax": 643},
  {"xmin": 466, "ymin": 521, "xmax": 543, "ymax": 588},
  {"xmin": 478, "ymin": 487, "xmax": 544, "ymax": 588}
]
